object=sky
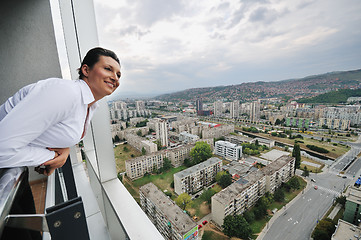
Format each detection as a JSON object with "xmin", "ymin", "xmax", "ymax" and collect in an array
[{"xmin": 91, "ymin": 0, "xmax": 361, "ymax": 99}]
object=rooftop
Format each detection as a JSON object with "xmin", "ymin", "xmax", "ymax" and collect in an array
[
  {"xmin": 261, "ymin": 155, "xmax": 294, "ymax": 176},
  {"xmin": 215, "ymin": 140, "xmax": 240, "ymax": 148},
  {"xmin": 332, "ymin": 219, "xmax": 361, "ymax": 240},
  {"xmin": 174, "ymin": 157, "xmax": 222, "ymax": 179},
  {"xmin": 346, "ymin": 185, "xmax": 361, "ymax": 204},
  {"xmin": 260, "ymin": 149, "xmax": 290, "ymax": 161},
  {"xmin": 139, "ymin": 183, "xmax": 196, "ymax": 235}
]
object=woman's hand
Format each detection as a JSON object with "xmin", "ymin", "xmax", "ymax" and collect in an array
[{"xmin": 41, "ymin": 148, "xmax": 70, "ymax": 176}]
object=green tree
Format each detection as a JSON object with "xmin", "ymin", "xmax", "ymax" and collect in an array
[
  {"xmin": 292, "ymin": 143, "xmax": 301, "ymax": 171},
  {"xmin": 288, "ymin": 177, "xmax": 300, "ymax": 190},
  {"xmin": 136, "ymin": 129, "xmax": 142, "ymax": 136},
  {"xmin": 123, "ymin": 146, "xmax": 129, "ymax": 152},
  {"xmin": 163, "ymin": 157, "xmax": 172, "ymax": 171},
  {"xmin": 219, "ymin": 174, "xmax": 232, "ymax": 188},
  {"xmin": 312, "ymin": 218, "xmax": 336, "ymax": 240},
  {"xmin": 141, "ymin": 147, "xmax": 146, "ymax": 155},
  {"xmin": 222, "ymin": 215, "xmax": 252, "ymax": 239},
  {"xmin": 274, "ymin": 188, "xmax": 285, "ymax": 202},
  {"xmin": 215, "ymin": 171, "xmax": 228, "ymax": 182},
  {"xmin": 175, "ymin": 193, "xmax": 192, "ymax": 210},
  {"xmin": 243, "ymin": 211, "xmax": 255, "ymax": 223},
  {"xmin": 200, "ymin": 188, "xmax": 216, "ymax": 204},
  {"xmin": 302, "ymin": 166, "xmax": 310, "ymax": 177},
  {"xmin": 190, "ymin": 141, "xmax": 212, "ymax": 164}
]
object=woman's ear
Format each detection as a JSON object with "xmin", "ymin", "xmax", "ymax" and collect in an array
[{"xmin": 81, "ymin": 64, "xmax": 90, "ymax": 78}]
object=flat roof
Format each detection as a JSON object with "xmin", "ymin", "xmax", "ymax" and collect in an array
[
  {"xmin": 332, "ymin": 219, "xmax": 361, "ymax": 240},
  {"xmin": 212, "ymin": 170, "xmax": 265, "ymax": 204},
  {"xmin": 139, "ymin": 183, "xmax": 196, "ymax": 235},
  {"xmin": 174, "ymin": 157, "xmax": 222, "ymax": 179},
  {"xmin": 261, "ymin": 155, "xmax": 294, "ymax": 175},
  {"xmin": 215, "ymin": 140, "xmax": 240, "ymax": 148},
  {"xmin": 260, "ymin": 149, "xmax": 290, "ymax": 161},
  {"xmin": 346, "ymin": 186, "xmax": 361, "ymax": 204}
]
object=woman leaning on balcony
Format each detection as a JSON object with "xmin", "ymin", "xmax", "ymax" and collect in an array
[{"xmin": 0, "ymin": 47, "xmax": 121, "ymax": 240}]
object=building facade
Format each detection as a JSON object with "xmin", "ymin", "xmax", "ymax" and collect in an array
[
  {"xmin": 211, "ymin": 155, "xmax": 295, "ymax": 226},
  {"xmin": 140, "ymin": 183, "xmax": 198, "ymax": 240},
  {"xmin": 343, "ymin": 185, "xmax": 361, "ymax": 225},
  {"xmin": 215, "ymin": 140, "xmax": 242, "ymax": 161},
  {"xmin": 174, "ymin": 157, "xmax": 222, "ymax": 195}
]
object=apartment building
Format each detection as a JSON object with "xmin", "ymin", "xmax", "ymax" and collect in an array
[
  {"xmin": 343, "ymin": 185, "xmax": 361, "ymax": 225},
  {"xmin": 230, "ymin": 100, "xmax": 240, "ymax": 119},
  {"xmin": 140, "ymin": 183, "xmax": 198, "ymax": 240},
  {"xmin": 261, "ymin": 155, "xmax": 295, "ymax": 193},
  {"xmin": 179, "ymin": 131, "xmax": 200, "ymax": 143},
  {"xmin": 125, "ymin": 144, "xmax": 195, "ymax": 179},
  {"xmin": 212, "ymin": 170, "xmax": 266, "ymax": 226},
  {"xmin": 202, "ymin": 124, "xmax": 234, "ymax": 139},
  {"xmin": 215, "ymin": 140, "xmax": 242, "ymax": 161},
  {"xmin": 211, "ymin": 155, "xmax": 294, "ymax": 226},
  {"xmin": 225, "ymin": 134, "xmax": 253, "ymax": 145},
  {"xmin": 213, "ymin": 100, "xmax": 223, "ymax": 116},
  {"xmin": 174, "ymin": 157, "xmax": 222, "ymax": 195},
  {"xmin": 124, "ymin": 131, "xmax": 157, "ymax": 154},
  {"xmin": 319, "ymin": 117, "xmax": 350, "ymax": 130},
  {"xmin": 152, "ymin": 118, "xmax": 169, "ymax": 147},
  {"xmin": 250, "ymin": 137, "xmax": 275, "ymax": 148},
  {"xmin": 136, "ymin": 100, "xmax": 145, "ymax": 111}
]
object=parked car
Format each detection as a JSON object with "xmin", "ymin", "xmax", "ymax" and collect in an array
[
  {"xmin": 198, "ymin": 224, "xmax": 202, "ymax": 229},
  {"xmin": 311, "ymin": 179, "xmax": 316, "ymax": 182},
  {"xmin": 314, "ymin": 186, "xmax": 318, "ymax": 190},
  {"xmin": 202, "ymin": 220, "xmax": 208, "ymax": 225}
]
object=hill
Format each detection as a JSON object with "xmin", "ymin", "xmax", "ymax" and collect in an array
[
  {"xmin": 298, "ymin": 88, "xmax": 361, "ymax": 104},
  {"xmin": 155, "ymin": 69, "xmax": 361, "ymax": 102}
]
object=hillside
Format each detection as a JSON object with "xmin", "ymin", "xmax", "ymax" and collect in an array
[
  {"xmin": 298, "ymin": 88, "xmax": 361, "ymax": 104},
  {"xmin": 155, "ymin": 69, "xmax": 361, "ymax": 102}
]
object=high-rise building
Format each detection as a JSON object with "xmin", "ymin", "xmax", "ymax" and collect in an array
[
  {"xmin": 196, "ymin": 98, "xmax": 203, "ymax": 112},
  {"xmin": 215, "ymin": 140, "xmax": 242, "ymax": 161},
  {"xmin": 213, "ymin": 100, "xmax": 223, "ymax": 116},
  {"xmin": 250, "ymin": 101, "xmax": 260, "ymax": 122},
  {"xmin": 230, "ymin": 100, "xmax": 240, "ymax": 119},
  {"xmin": 155, "ymin": 118, "xmax": 169, "ymax": 147},
  {"xmin": 136, "ymin": 100, "xmax": 145, "ymax": 111}
]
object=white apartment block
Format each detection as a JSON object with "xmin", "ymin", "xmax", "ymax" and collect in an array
[
  {"xmin": 230, "ymin": 100, "xmax": 240, "ymax": 118},
  {"xmin": 179, "ymin": 131, "xmax": 200, "ymax": 143},
  {"xmin": 124, "ymin": 131, "xmax": 157, "ymax": 154},
  {"xmin": 129, "ymin": 117, "xmax": 146, "ymax": 127},
  {"xmin": 202, "ymin": 124, "xmax": 234, "ymax": 139},
  {"xmin": 140, "ymin": 183, "xmax": 198, "ymax": 240},
  {"xmin": 136, "ymin": 100, "xmax": 145, "ymax": 111},
  {"xmin": 212, "ymin": 170, "xmax": 266, "ymax": 226},
  {"xmin": 174, "ymin": 157, "xmax": 222, "ymax": 195},
  {"xmin": 211, "ymin": 155, "xmax": 295, "ymax": 226},
  {"xmin": 125, "ymin": 144, "xmax": 195, "ymax": 179},
  {"xmin": 153, "ymin": 118, "xmax": 169, "ymax": 147},
  {"xmin": 261, "ymin": 155, "xmax": 295, "ymax": 194},
  {"xmin": 214, "ymin": 100, "xmax": 223, "ymax": 116},
  {"xmin": 250, "ymin": 101, "xmax": 260, "ymax": 122},
  {"xmin": 215, "ymin": 141, "xmax": 242, "ymax": 161}
]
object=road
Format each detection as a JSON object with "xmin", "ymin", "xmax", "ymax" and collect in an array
[{"xmin": 262, "ymin": 172, "xmax": 349, "ymax": 240}]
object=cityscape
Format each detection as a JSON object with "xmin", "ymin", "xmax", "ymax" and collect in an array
[
  {"xmin": 106, "ymin": 79, "xmax": 361, "ymax": 240},
  {"xmin": 1, "ymin": 1, "xmax": 361, "ymax": 240}
]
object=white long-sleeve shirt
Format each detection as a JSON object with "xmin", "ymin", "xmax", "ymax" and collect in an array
[{"xmin": 0, "ymin": 78, "xmax": 98, "ymax": 168}]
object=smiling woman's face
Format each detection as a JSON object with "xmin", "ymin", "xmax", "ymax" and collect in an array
[{"xmin": 82, "ymin": 56, "xmax": 121, "ymax": 101}]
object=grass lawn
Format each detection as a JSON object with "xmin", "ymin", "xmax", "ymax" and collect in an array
[
  {"xmin": 300, "ymin": 156, "xmax": 324, "ymax": 173},
  {"xmin": 114, "ymin": 144, "xmax": 142, "ymax": 173},
  {"xmin": 201, "ymin": 230, "xmax": 230, "ymax": 240}
]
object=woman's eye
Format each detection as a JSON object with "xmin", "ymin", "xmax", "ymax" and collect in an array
[{"xmin": 105, "ymin": 67, "xmax": 111, "ymax": 71}]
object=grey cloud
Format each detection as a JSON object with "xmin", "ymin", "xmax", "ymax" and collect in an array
[
  {"xmin": 118, "ymin": 25, "xmax": 150, "ymax": 38},
  {"xmin": 249, "ymin": 7, "xmax": 278, "ymax": 23},
  {"xmin": 128, "ymin": 0, "xmax": 186, "ymax": 27}
]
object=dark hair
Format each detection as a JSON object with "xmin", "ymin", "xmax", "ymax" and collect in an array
[{"xmin": 78, "ymin": 47, "xmax": 120, "ymax": 79}]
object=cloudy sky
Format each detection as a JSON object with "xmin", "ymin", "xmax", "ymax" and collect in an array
[{"xmin": 91, "ymin": 0, "xmax": 361, "ymax": 99}]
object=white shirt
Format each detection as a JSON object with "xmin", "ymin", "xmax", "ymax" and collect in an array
[{"xmin": 0, "ymin": 78, "xmax": 98, "ymax": 168}]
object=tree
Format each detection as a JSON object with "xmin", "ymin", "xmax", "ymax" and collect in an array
[
  {"xmin": 114, "ymin": 135, "xmax": 120, "ymax": 142},
  {"xmin": 190, "ymin": 141, "xmax": 212, "ymax": 164},
  {"xmin": 200, "ymin": 188, "xmax": 216, "ymax": 204},
  {"xmin": 222, "ymin": 215, "xmax": 252, "ymax": 239},
  {"xmin": 219, "ymin": 174, "xmax": 232, "ymax": 188},
  {"xmin": 302, "ymin": 166, "xmax": 310, "ymax": 177},
  {"xmin": 163, "ymin": 157, "xmax": 172, "ymax": 171},
  {"xmin": 288, "ymin": 177, "xmax": 300, "ymax": 190},
  {"xmin": 243, "ymin": 211, "xmax": 255, "ymax": 223},
  {"xmin": 123, "ymin": 146, "xmax": 129, "ymax": 152},
  {"xmin": 274, "ymin": 188, "xmax": 285, "ymax": 202},
  {"xmin": 136, "ymin": 129, "xmax": 142, "ymax": 136},
  {"xmin": 312, "ymin": 218, "xmax": 336, "ymax": 240},
  {"xmin": 292, "ymin": 143, "xmax": 301, "ymax": 171},
  {"xmin": 254, "ymin": 197, "xmax": 268, "ymax": 219},
  {"xmin": 215, "ymin": 171, "xmax": 228, "ymax": 182},
  {"xmin": 175, "ymin": 193, "xmax": 192, "ymax": 210},
  {"xmin": 141, "ymin": 147, "xmax": 146, "ymax": 155}
]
